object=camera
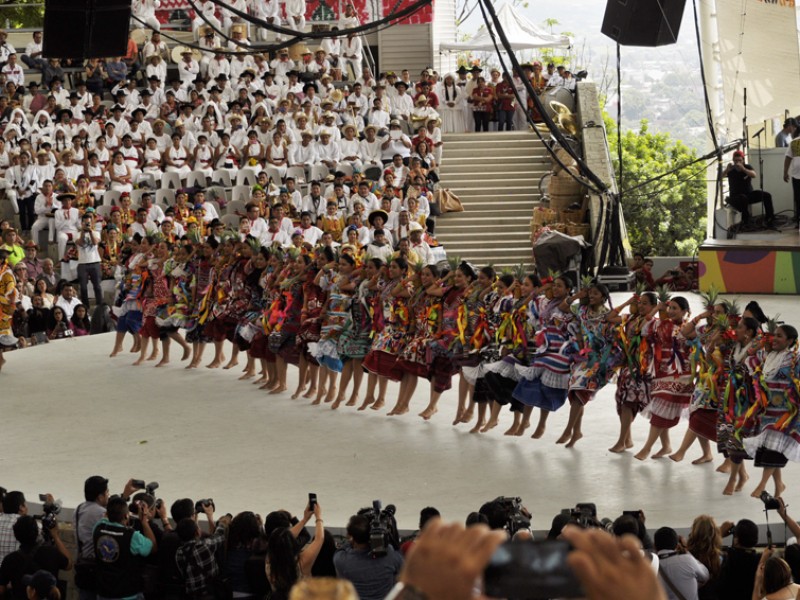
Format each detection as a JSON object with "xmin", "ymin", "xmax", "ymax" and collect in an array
[
  {"xmin": 195, "ymin": 498, "xmax": 215, "ymax": 514},
  {"xmin": 562, "ymin": 503, "xmax": 603, "ymax": 529},
  {"xmin": 145, "ymin": 481, "xmax": 159, "ymax": 496},
  {"xmin": 358, "ymin": 500, "xmax": 399, "ymax": 557},
  {"xmin": 37, "ymin": 496, "xmax": 62, "ymax": 539},
  {"xmin": 493, "ymin": 496, "xmax": 532, "ymax": 536},
  {"xmin": 760, "ymin": 491, "xmax": 782, "ymax": 511}
]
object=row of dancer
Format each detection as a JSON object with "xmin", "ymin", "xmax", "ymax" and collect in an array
[{"xmin": 105, "ymin": 234, "xmax": 800, "ymax": 499}]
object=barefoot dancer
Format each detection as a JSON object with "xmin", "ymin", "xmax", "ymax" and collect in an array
[
  {"xmin": 718, "ymin": 316, "xmax": 760, "ymax": 495},
  {"xmin": 634, "ymin": 296, "xmax": 692, "ymax": 461},
  {"xmin": 512, "ymin": 274, "xmax": 575, "ymax": 440},
  {"xmin": 744, "ymin": 324, "xmax": 798, "ymax": 499},
  {"xmin": 608, "ymin": 291, "xmax": 655, "ymax": 452},
  {"xmin": 559, "ymin": 283, "xmax": 615, "ymax": 448}
]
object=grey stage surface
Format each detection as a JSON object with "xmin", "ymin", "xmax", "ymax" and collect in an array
[{"xmin": 2, "ymin": 293, "xmax": 798, "ymax": 531}]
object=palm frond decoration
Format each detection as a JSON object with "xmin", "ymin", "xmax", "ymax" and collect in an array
[
  {"xmin": 500, "ymin": 266, "xmax": 514, "ymax": 277},
  {"xmin": 634, "ymin": 281, "xmax": 647, "ymax": 296},
  {"xmin": 247, "ymin": 237, "xmax": 261, "ymax": 256},
  {"xmin": 766, "ymin": 314, "xmax": 781, "ymax": 335},
  {"xmin": 580, "ymin": 274, "xmax": 594, "ymax": 289},
  {"xmin": 187, "ymin": 228, "xmax": 202, "ymax": 244},
  {"xmin": 656, "ymin": 284, "xmax": 672, "ymax": 304},
  {"xmin": 713, "ymin": 313, "xmax": 730, "ymax": 330},
  {"xmin": 722, "ymin": 298, "xmax": 741, "ymax": 317},
  {"xmin": 513, "ymin": 263, "xmax": 527, "ymax": 282},
  {"xmin": 699, "ymin": 284, "xmax": 719, "ymax": 310},
  {"xmin": 447, "ymin": 254, "xmax": 461, "ymax": 272}
]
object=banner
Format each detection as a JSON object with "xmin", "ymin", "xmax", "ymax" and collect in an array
[{"xmin": 716, "ymin": 0, "xmax": 800, "ymax": 131}]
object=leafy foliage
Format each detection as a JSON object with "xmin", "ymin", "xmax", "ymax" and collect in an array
[{"xmin": 605, "ymin": 116, "xmax": 707, "ymax": 257}]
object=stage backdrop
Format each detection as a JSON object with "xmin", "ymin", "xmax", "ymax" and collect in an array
[
  {"xmin": 699, "ymin": 246, "xmax": 800, "ymax": 294},
  {"xmin": 716, "ymin": 0, "xmax": 800, "ymax": 134}
]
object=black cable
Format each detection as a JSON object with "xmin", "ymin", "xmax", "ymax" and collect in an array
[
  {"xmin": 183, "ymin": 0, "xmax": 253, "ymax": 51},
  {"xmin": 616, "ymin": 43, "xmax": 622, "ymax": 204}
]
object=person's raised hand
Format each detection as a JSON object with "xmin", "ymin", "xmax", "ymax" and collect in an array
[
  {"xmin": 313, "ymin": 502, "xmax": 322, "ymax": 520},
  {"xmin": 303, "ymin": 503, "xmax": 314, "ymax": 522},
  {"xmin": 122, "ymin": 479, "xmax": 136, "ymax": 500},
  {"xmin": 156, "ymin": 500, "xmax": 168, "ymax": 522},
  {"xmin": 562, "ymin": 526, "xmax": 667, "ymax": 600},
  {"xmin": 399, "ymin": 520, "xmax": 505, "ymax": 600},
  {"xmin": 203, "ymin": 502, "xmax": 214, "ymax": 519}
]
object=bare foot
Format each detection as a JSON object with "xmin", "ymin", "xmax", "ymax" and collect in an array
[
  {"xmin": 652, "ymin": 447, "xmax": 673, "ymax": 459},
  {"xmin": 668, "ymin": 452, "xmax": 685, "ymax": 463},
  {"xmin": 735, "ymin": 472, "xmax": 749, "ymax": 492},
  {"xmin": 419, "ymin": 407, "xmax": 438, "ymax": 420},
  {"xmin": 155, "ymin": 359, "xmax": 169, "ymax": 368},
  {"xmin": 555, "ymin": 432, "xmax": 571, "ymax": 444},
  {"xmin": 634, "ymin": 450, "xmax": 649, "ymax": 461},
  {"xmin": 358, "ymin": 398, "xmax": 374, "ymax": 411},
  {"xmin": 186, "ymin": 361, "xmax": 199, "ymax": 370},
  {"xmin": 565, "ymin": 432, "xmax": 583, "ymax": 448},
  {"xmin": 750, "ymin": 486, "xmax": 766, "ymax": 499},
  {"xmin": 504, "ymin": 424, "xmax": 519, "ymax": 436},
  {"xmin": 608, "ymin": 443, "xmax": 627, "ymax": 453},
  {"xmin": 346, "ymin": 395, "xmax": 359, "ymax": 407},
  {"xmin": 132, "ymin": 358, "xmax": 144, "ymax": 366},
  {"xmin": 206, "ymin": 360, "xmax": 222, "ymax": 369},
  {"xmin": 470, "ymin": 422, "xmax": 485, "ymax": 434},
  {"xmin": 461, "ymin": 409, "xmax": 474, "ymax": 423},
  {"xmin": 625, "ymin": 438, "xmax": 634, "ymax": 449},
  {"xmin": 324, "ymin": 388, "xmax": 337, "ymax": 403},
  {"xmin": 268, "ymin": 385, "xmax": 287, "ymax": 394},
  {"xmin": 370, "ymin": 399, "xmax": 385, "ymax": 411},
  {"xmin": 514, "ymin": 422, "xmax": 530, "ymax": 437},
  {"xmin": 302, "ymin": 387, "xmax": 318, "ymax": 399},
  {"xmin": 222, "ymin": 360, "xmax": 239, "ymax": 370},
  {"xmin": 481, "ymin": 420, "xmax": 498, "ymax": 433},
  {"xmin": 331, "ymin": 398, "xmax": 343, "ymax": 410},
  {"xmin": 531, "ymin": 424, "xmax": 546, "ymax": 439},
  {"xmin": 722, "ymin": 481, "xmax": 735, "ymax": 496},
  {"xmin": 691, "ymin": 455, "xmax": 714, "ymax": 465},
  {"xmin": 146, "ymin": 353, "xmax": 159, "ymax": 362},
  {"xmin": 180, "ymin": 347, "xmax": 191, "ymax": 361},
  {"xmin": 253, "ymin": 375, "xmax": 267, "ymax": 385},
  {"xmin": 393, "ymin": 407, "xmax": 409, "ymax": 416},
  {"xmin": 291, "ymin": 387, "xmax": 304, "ymax": 400},
  {"xmin": 109, "ymin": 348, "xmax": 121, "ymax": 357},
  {"xmin": 452, "ymin": 411, "xmax": 464, "ymax": 426},
  {"xmin": 716, "ymin": 462, "xmax": 731, "ymax": 474},
  {"xmin": 260, "ymin": 380, "xmax": 278, "ymax": 390},
  {"xmin": 239, "ymin": 371, "xmax": 255, "ymax": 380},
  {"xmin": 130, "ymin": 344, "xmax": 140, "ymax": 353},
  {"xmin": 311, "ymin": 397, "xmax": 322, "ymax": 406}
]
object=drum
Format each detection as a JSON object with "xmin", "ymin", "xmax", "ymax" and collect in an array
[
  {"xmin": 130, "ymin": 28, "xmax": 148, "ymax": 46},
  {"xmin": 542, "ymin": 87, "xmax": 575, "ymax": 119}
]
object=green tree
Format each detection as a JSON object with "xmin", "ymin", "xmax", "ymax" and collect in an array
[
  {"xmin": 0, "ymin": 0, "xmax": 44, "ymax": 29},
  {"xmin": 605, "ymin": 115, "xmax": 707, "ymax": 257}
]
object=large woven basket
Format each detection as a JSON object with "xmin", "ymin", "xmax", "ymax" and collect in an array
[
  {"xmin": 567, "ymin": 223, "xmax": 591, "ymax": 238},
  {"xmin": 532, "ymin": 206, "xmax": 557, "ymax": 225}
]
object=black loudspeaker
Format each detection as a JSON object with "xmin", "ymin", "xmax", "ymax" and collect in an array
[
  {"xmin": 601, "ymin": 0, "xmax": 686, "ymax": 47},
  {"xmin": 43, "ymin": 0, "xmax": 131, "ymax": 59}
]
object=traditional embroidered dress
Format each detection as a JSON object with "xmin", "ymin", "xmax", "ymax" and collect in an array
[
  {"xmin": 0, "ymin": 261, "xmax": 19, "ymax": 348},
  {"xmin": 642, "ymin": 318, "xmax": 693, "ymax": 429},
  {"xmin": 337, "ymin": 276, "xmax": 375, "ymax": 360},
  {"xmin": 426, "ymin": 285, "xmax": 468, "ymax": 393},
  {"xmin": 156, "ymin": 258, "xmax": 196, "ymax": 330},
  {"xmin": 513, "ymin": 295, "xmax": 575, "ymax": 412},
  {"xmin": 363, "ymin": 278, "xmax": 409, "ymax": 382},
  {"xmin": 717, "ymin": 340, "xmax": 760, "ymax": 461},
  {"xmin": 614, "ymin": 312, "xmax": 653, "ymax": 417},
  {"xmin": 568, "ymin": 303, "xmax": 615, "ymax": 405},
  {"xmin": 397, "ymin": 285, "xmax": 441, "ymax": 378},
  {"xmin": 687, "ymin": 325, "xmax": 733, "ymax": 441},
  {"xmin": 310, "ymin": 272, "xmax": 356, "ymax": 373},
  {"xmin": 744, "ymin": 348, "xmax": 800, "ymax": 466}
]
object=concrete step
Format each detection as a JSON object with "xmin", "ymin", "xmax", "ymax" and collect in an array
[
  {"xmin": 436, "ymin": 215, "xmax": 532, "ymax": 227},
  {"xmin": 440, "ymin": 155, "xmax": 549, "ymax": 167},
  {"xmin": 439, "ymin": 168, "xmax": 550, "ymax": 180},
  {"xmin": 443, "ymin": 132, "xmax": 540, "ymax": 142},
  {"xmin": 450, "ymin": 191, "xmax": 542, "ymax": 201},
  {"xmin": 443, "ymin": 139, "xmax": 545, "ymax": 151},
  {"xmin": 436, "ymin": 230, "xmax": 532, "ymax": 241},
  {"xmin": 446, "ymin": 185, "xmax": 538, "ymax": 195},
  {"xmin": 438, "ymin": 247, "xmax": 534, "ymax": 261},
  {"xmin": 443, "ymin": 175, "xmax": 541, "ymax": 187},
  {"xmin": 440, "ymin": 205, "xmax": 533, "ymax": 215}
]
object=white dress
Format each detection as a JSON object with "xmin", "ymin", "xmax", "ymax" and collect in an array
[
  {"xmin": 195, "ymin": 144, "xmax": 214, "ymax": 177},
  {"xmin": 166, "ymin": 146, "xmax": 191, "ymax": 178},
  {"xmin": 110, "ymin": 162, "xmax": 133, "ymax": 193},
  {"xmin": 267, "ymin": 143, "xmax": 287, "ymax": 178},
  {"xmin": 142, "ymin": 147, "xmax": 163, "ymax": 180},
  {"xmin": 437, "ymin": 82, "xmax": 466, "ymax": 134}
]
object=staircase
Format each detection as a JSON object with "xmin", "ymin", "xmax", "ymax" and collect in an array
[{"xmin": 435, "ymin": 131, "xmax": 550, "ymax": 269}]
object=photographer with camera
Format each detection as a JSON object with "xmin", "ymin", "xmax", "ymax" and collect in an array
[
  {"xmin": 0, "ymin": 512, "xmax": 71, "ymax": 599},
  {"xmin": 267, "ymin": 501, "xmax": 326, "ymax": 600},
  {"xmin": 775, "ymin": 497, "xmax": 800, "ymax": 542},
  {"xmin": 73, "ymin": 476, "xmax": 138, "ymax": 600},
  {"xmin": 92, "ymin": 495, "xmax": 157, "ymax": 600},
  {"xmin": 75, "ymin": 212, "xmax": 102, "ymax": 308},
  {"xmin": 157, "ymin": 498, "xmax": 214, "ymax": 599},
  {"xmin": 0, "ymin": 491, "xmax": 28, "ymax": 563},
  {"xmin": 653, "ymin": 527, "xmax": 708, "ymax": 600},
  {"xmin": 716, "ymin": 519, "xmax": 761, "ymax": 600},
  {"xmin": 174, "ymin": 509, "xmax": 231, "ymax": 599},
  {"xmin": 334, "ymin": 512, "xmax": 403, "ymax": 600}
]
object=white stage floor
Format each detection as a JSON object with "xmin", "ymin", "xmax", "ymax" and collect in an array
[{"xmin": 3, "ymin": 293, "xmax": 799, "ymax": 532}]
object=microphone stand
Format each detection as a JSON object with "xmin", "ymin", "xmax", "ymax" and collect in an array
[{"xmin": 753, "ymin": 127, "xmax": 776, "ymax": 231}]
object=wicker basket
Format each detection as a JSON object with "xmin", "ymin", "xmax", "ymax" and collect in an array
[
  {"xmin": 560, "ymin": 208, "xmax": 586, "ymax": 223},
  {"xmin": 548, "ymin": 193, "xmax": 581, "ymax": 216},
  {"xmin": 530, "ymin": 220, "xmax": 543, "ymax": 242},
  {"xmin": 551, "ymin": 222, "xmax": 568, "ymax": 234},
  {"xmin": 567, "ymin": 223, "xmax": 591, "ymax": 238},
  {"xmin": 532, "ymin": 206, "xmax": 557, "ymax": 225},
  {"xmin": 548, "ymin": 171, "xmax": 584, "ymax": 197}
]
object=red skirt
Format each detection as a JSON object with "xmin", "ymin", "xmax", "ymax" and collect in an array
[
  {"xmin": 140, "ymin": 316, "xmax": 160, "ymax": 339},
  {"xmin": 396, "ymin": 358, "xmax": 429, "ymax": 378},
  {"xmin": 250, "ymin": 335, "xmax": 275, "ymax": 362},
  {"xmin": 363, "ymin": 350, "xmax": 404, "ymax": 382},
  {"xmin": 689, "ymin": 408, "xmax": 717, "ymax": 441}
]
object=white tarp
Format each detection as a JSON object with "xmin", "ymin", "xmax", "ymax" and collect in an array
[
  {"xmin": 716, "ymin": 0, "xmax": 800, "ymax": 131},
  {"xmin": 440, "ymin": 3, "xmax": 571, "ymax": 51}
]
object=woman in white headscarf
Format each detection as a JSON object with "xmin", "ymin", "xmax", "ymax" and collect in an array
[
  {"xmin": 30, "ymin": 110, "xmax": 54, "ymax": 148},
  {"xmin": 436, "ymin": 73, "xmax": 466, "ymax": 134}
]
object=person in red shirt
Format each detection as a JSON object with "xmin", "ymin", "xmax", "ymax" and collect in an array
[
  {"xmin": 123, "ymin": 33, "xmax": 140, "ymax": 79},
  {"xmin": 415, "ymin": 80, "xmax": 439, "ymax": 110},
  {"xmin": 494, "ymin": 72, "xmax": 516, "ymax": 131}
]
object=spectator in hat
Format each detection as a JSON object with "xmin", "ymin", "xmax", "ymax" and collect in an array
[
  {"xmin": 21, "ymin": 240, "xmax": 44, "ymax": 280},
  {"xmin": 391, "ymin": 81, "xmax": 413, "ymax": 130}
]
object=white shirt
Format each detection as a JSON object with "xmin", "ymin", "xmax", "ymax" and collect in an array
[
  {"xmin": 77, "ymin": 229, "xmax": 102, "ymax": 264},
  {"xmin": 259, "ymin": 228, "xmax": 291, "ymax": 247}
]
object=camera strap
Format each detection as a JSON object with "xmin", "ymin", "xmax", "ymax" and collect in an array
[{"xmin": 658, "ymin": 564, "xmax": 688, "ymax": 600}]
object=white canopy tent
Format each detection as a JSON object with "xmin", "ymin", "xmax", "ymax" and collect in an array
[{"xmin": 440, "ymin": 3, "xmax": 571, "ymax": 52}]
